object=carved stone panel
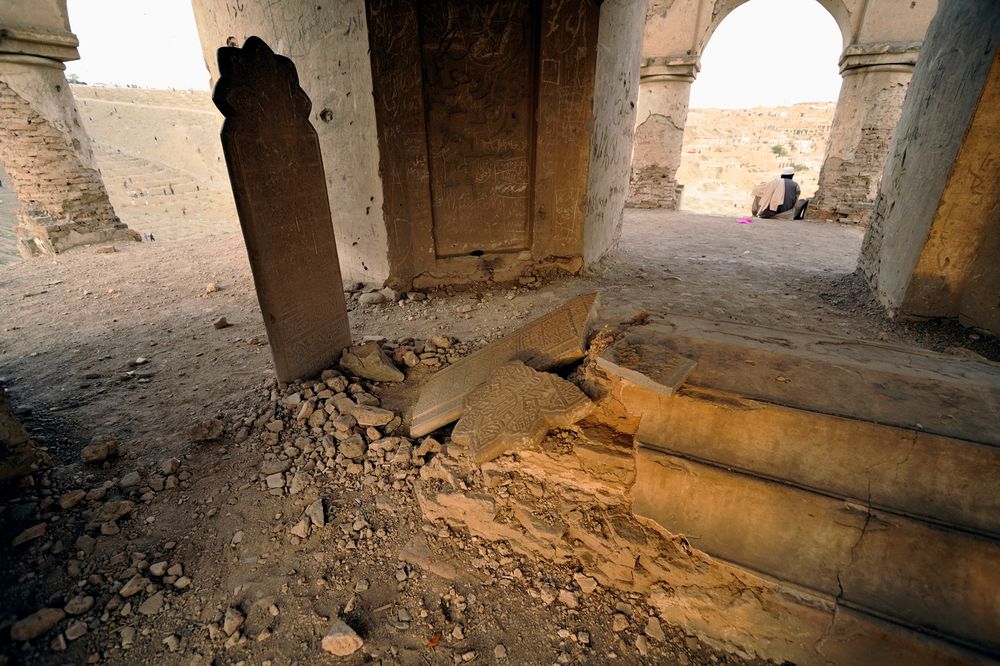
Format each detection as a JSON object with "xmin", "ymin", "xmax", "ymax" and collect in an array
[
  {"xmin": 411, "ymin": 292, "xmax": 599, "ymax": 437},
  {"xmin": 213, "ymin": 36, "xmax": 351, "ymax": 382},
  {"xmin": 451, "ymin": 361, "xmax": 594, "ymax": 463},
  {"xmin": 419, "ymin": 0, "xmax": 536, "ymax": 256},
  {"xmin": 366, "ymin": 0, "xmax": 601, "ymax": 283}
]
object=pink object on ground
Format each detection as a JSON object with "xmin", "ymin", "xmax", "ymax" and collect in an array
[{"xmin": 736, "ymin": 217, "xmax": 753, "ymax": 224}]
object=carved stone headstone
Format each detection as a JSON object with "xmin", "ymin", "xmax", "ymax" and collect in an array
[
  {"xmin": 451, "ymin": 362, "xmax": 594, "ymax": 463},
  {"xmin": 410, "ymin": 292, "xmax": 599, "ymax": 437},
  {"xmin": 213, "ymin": 37, "xmax": 351, "ymax": 381}
]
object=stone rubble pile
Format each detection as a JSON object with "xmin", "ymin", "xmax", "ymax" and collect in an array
[
  {"xmin": 3, "ymin": 430, "xmax": 194, "ymax": 657},
  {"xmin": 3, "ymin": 325, "xmax": 734, "ymax": 665}
]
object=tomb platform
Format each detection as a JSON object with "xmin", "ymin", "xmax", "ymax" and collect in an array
[{"xmin": 416, "ymin": 313, "xmax": 1000, "ymax": 664}]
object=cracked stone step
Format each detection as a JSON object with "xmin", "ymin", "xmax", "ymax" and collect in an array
[
  {"xmin": 634, "ymin": 385, "xmax": 1000, "ymax": 539},
  {"xmin": 631, "ymin": 448, "xmax": 1000, "ymax": 654}
]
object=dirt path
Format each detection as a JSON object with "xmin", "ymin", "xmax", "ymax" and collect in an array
[{"xmin": 0, "ymin": 209, "xmax": 993, "ymax": 665}]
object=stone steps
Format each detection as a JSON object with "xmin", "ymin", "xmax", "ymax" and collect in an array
[
  {"xmin": 631, "ymin": 449, "xmax": 1000, "ymax": 655},
  {"xmin": 606, "ymin": 318, "xmax": 1000, "ymax": 657},
  {"xmin": 88, "ymin": 144, "xmax": 238, "ymax": 241},
  {"xmin": 635, "ymin": 387, "xmax": 1000, "ymax": 538}
]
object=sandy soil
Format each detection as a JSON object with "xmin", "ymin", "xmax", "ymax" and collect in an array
[{"xmin": 1, "ymin": 209, "xmax": 994, "ymax": 665}]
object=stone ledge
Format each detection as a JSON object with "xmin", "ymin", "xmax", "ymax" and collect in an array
[
  {"xmin": 839, "ymin": 41, "xmax": 922, "ymax": 73},
  {"xmin": 0, "ymin": 23, "xmax": 80, "ymax": 62}
]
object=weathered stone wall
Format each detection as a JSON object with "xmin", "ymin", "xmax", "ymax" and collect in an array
[
  {"xmin": 583, "ymin": 0, "xmax": 645, "ymax": 264},
  {"xmin": 810, "ymin": 67, "xmax": 910, "ymax": 224},
  {"xmin": 367, "ymin": 0, "xmax": 603, "ymax": 287},
  {"xmin": 861, "ymin": 2, "xmax": 1000, "ymax": 330},
  {"xmin": 193, "ymin": 0, "xmax": 641, "ymax": 288},
  {"xmin": 0, "ymin": 63, "xmax": 130, "ymax": 256},
  {"xmin": 191, "ymin": 0, "xmax": 388, "ymax": 287}
]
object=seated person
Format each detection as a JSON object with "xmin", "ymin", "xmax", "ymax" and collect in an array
[{"xmin": 752, "ymin": 167, "xmax": 809, "ymax": 220}]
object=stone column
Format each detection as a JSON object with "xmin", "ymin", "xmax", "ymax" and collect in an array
[
  {"xmin": 810, "ymin": 42, "xmax": 921, "ymax": 224},
  {"xmin": 0, "ymin": 12, "xmax": 132, "ymax": 257},
  {"xmin": 626, "ymin": 56, "xmax": 697, "ymax": 210},
  {"xmin": 861, "ymin": 1, "xmax": 1000, "ymax": 335}
]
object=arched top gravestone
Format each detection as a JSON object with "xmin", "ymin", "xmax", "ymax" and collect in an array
[{"xmin": 213, "ymin": 36, "xmax": 351, "ymax": 382}]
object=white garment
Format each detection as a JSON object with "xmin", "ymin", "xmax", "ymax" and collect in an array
[{"xmin": 752, "ymin": 178, "xmax": 786, "ymax": 214}]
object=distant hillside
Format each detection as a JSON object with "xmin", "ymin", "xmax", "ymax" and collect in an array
[
  {"xmin": 677, "ymin": 102, "xmax": 835, "ymax": 216},
  {"xmin": 72, "ymin": 85, "xmax": 237, "ymax": 241}
]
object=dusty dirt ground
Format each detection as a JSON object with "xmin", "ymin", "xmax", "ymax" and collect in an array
[{"xmin": 1, "ymin": 209, "xmax": 995, "ymax": 665}]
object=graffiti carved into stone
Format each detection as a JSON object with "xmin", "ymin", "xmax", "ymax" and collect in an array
[{"xmin": 213, "ymin": 36, "xmax": 351, "ymax": 381}]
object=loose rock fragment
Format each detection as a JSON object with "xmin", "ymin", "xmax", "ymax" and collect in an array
[
  {"xmin": 558, "ymin": 589, "xmax": 579, "ymax": 609},
  {"xmin": 12, "ymin": 523, "xmax": 45, "ymax": 546},
  {"xmin": 350, "ymin": 404, "xmax": 394, "ymax": 427},
  {"xmin": 612, "ymin": 614, "xmax": 628, "ymax": 633},
  {"xmin": 64, "ymin": 595, "xmax": 94, "ymax": 616},
  {"xmin": 187, "ymin": 418, "xmax": 224, "ymax": 442},
  {"xmin": 321, "ymin": 620, "xmax": 363, "ymax": 656},
  {"xmin": 81, "ymin": 438, "xmax": 118, "ymax": 463},
  {"xmin": 65, "ymin": 620, "xmax": 87, "ymax": 640},
  {"xmin": 138, "ymin": 592, "xmax": 164, "ymax": 616},
  {"xmin": 88, "ymin": 499, "xmax": 135, "ymax": 528},
  {"xmin": 573, "ymin": 573, "xmax": 599, "ymax": 595},
  {"xmin": 119, "ymin": 575, "xmax": 149, "ymax": 598},
  {"xmin": 340, "ymin": 341, "xmax": 404, "ymax": 382},
  {"xmin": 411, "ymin": 292, "xmax": 598, "ymax": 437},
  {"xmin": 119, "ymin": 471, "xmax": 142, "ymax": 488},
  {"xmin": 289, "ymin": 517, "xmax": 310, "ymax": 538},
  {"xmin": 59, "ymin": 489, "xmax": 87, "ymax": 510},
  {"xmin": 223, "ymin": 608, "xmax": 245, "ymax": 636},
  {"xmin": 10, "ymin": 608, "xmax": 65, "ymax": 641},
  {"xmin": 644, "ymin": 616, "xmax": 665, "ymax": 642},
  {"xmin": 306, "ymin": 499, "xmax": 325, "ymax": 528}
]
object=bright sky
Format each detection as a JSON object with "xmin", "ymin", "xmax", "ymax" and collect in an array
[
  {"xmin": 690, "ymin": 0, "xmax": 844, "ymax": 108},
  {"xmin": 65, "ymin": 0, "xmax": 210, "ymax": 90},
  {"xmin": 63, "ymin": 0, "xmax": 844, "ymax": 106}
]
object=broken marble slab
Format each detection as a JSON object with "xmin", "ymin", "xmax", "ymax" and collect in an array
[
  {"xmin": 451, "ymin": 362, "xmax": 594, "ymax": 463},
  {"xmin": 596, "ymin": 334, "xmax": 697, "ymax": 398},
  {"xmin": 339, "ymin": 341, "xmax": 404, "ymax": 382},
  {"xmin": 411, "ymin": 292, "xmax": 599, "ymax": 437}
]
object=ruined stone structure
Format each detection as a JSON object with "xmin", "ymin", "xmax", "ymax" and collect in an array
[
  {"xmin": 862, "ymin": 1, "xmax": 1000, "ymax": 335},
  {"xmin": 419, "ymin": 314, "xmax": 1000, "ymax": 663},
  {"xmin": 192, "ymin": 0, "xmax": 644, "ymax": 289},
  {"xmin": 0, "ymin": 1, "xmax": 132, "ymax": 257},
  {"xmin": 629, "ymin": 0, "xmax": 936, "ymax": 224}
]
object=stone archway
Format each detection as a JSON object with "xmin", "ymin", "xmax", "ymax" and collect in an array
[{"xmin": 629, "ymin": 0, "xmax": 936, "ymax": 224}]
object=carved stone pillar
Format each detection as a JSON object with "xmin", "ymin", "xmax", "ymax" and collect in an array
[
  {"xmin": 0, "ymin": 11, "xmax": 132, "ymax": 257},
  {"xmin": 810, "ymin": 42, "xmax": 920, "ymax": 224},
  {"xmin": 627, "ymin": 56, "xmax": 697, "ymax": 210}
]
